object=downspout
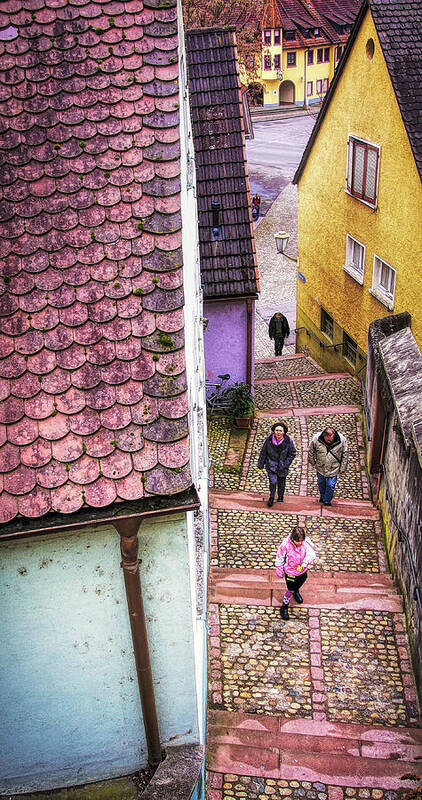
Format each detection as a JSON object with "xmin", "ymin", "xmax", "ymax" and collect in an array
[
  {"xmin": 246, "ymin": 298, "xmax": 253, "ymax": 388},
  {"xmin": 113, "ymin": 518, "xmax": 162, "ymax": 769}
]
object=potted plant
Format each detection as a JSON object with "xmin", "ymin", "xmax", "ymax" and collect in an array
[{"xmin": 228, "ymin": 382, "xmax": 254, "ymax": 429}]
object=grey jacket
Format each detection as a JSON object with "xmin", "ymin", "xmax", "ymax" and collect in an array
[{"xmin": 308, "ymin": 430, "xmax": 348, "ymax": 477}]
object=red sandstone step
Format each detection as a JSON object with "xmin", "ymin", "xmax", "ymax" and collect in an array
[
  {"xmin": 255, "ymin": 372, "xmax": 358, "ymax": 384},
  {"xmin": 208, "ymin": 710, "xmax": 422, "ymax": 758},
  {"xmin": 256, "ymin": 405, "xmax": 360, "ymax": 417},
  {"xmin": 210, "ymin": 490, "xmax": 379, "ymax": 520},
  {"xmin": 206, "ymin": 742, "xmax": 422, "ymax": 788},
  {"xmin": 209, "ymin": 569, "xmax": 401, "ymax": 611},
  {"xmin": 210, "ymin": 568, "xmax": 395, "ymax": 589},
  {"xmin": 208, "ymin": 710, "xmax": 422, "ymax": 747}
]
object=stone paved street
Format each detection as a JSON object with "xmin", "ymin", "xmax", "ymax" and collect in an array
[
  {"xmin": 206, "ymin": 354, "xmax": 422, "ymax": 797},
  {"xmin": 215, "ymin": 510, "xmax": 381, "ymax": 573},
  {"xmin": 208, "ymin": 774, "xmax": 409, "ymax": 800}
]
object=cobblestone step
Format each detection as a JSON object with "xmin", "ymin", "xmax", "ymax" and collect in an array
[
  {"xmin": 208, "ymin": 569, "xmax": 402, "ymax": 612},
  {"xmin": 255, "ymin": 372, "xmax": 357, "ymax": 384}
]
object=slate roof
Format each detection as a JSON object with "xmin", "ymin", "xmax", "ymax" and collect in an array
[
  {"xmin": 379, "ymin": 327, "xmax": 422, "ymax": 445},
  {"xmin": 0, "ymin": 0, "xmax": 194, "ymax": 527},
  {"xmin": 185, "ymin": 27, "xmax": 259, "ymax": 300},
  {"xmin": 294, "ymin": 0, "xmax": 422, "ymax": 183},
  {"xmin": 370, "ymin": 0, "xmax": 422, "ymax": 180}
]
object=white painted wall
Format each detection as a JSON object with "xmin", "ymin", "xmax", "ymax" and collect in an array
[
  {"xmin": 0, "ymin": 514, "xmax": 198, "ymax": 794},
  {"xmin": 178, "ymin": 0, "xmax": 209, "ymax": 752}
]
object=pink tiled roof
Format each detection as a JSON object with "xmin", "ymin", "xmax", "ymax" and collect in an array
[{"xmin": 0, "ymin": 0, "xmax": 193, "ymax": 525}]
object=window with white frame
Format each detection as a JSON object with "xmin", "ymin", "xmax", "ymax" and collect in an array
[
  {"xmin": 344, "ymin": 234, "xmax": 365, "ymax": 283},
  {"xmin": 371, "ymin": 255, "xmax": 396, "ymax": 309},
  {"xmin": 346, "ymin": 136, "xmax": 380, "ymax": 207}
]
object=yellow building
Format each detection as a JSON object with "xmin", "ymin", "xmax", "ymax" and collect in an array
[
  {"xmin": 259, "ymin": 0, "xmax": 360, "ymax": 107},
  {"xmin": 293, "ymin": 0, "xmax": 422, "ymax": 375}
]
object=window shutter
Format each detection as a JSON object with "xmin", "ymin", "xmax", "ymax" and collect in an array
[
  {"xmin": 346, "ymin": 138, "xmax": 353, "ymax": 190},
  {"xmin": 364, "ymin": 147, "xmax": 378, "ymax": 203},
  {"xmin": 352, "ymin": 142, "xmax": 365, "ymax": 196}
]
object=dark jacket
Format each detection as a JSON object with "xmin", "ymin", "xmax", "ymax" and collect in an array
[
  {"xmin": 258, "ymin": 434, "xmax": 296, "ymax": 476},
  {"xmin": 269, "ymin": 313, "xmax": 290, "ymax": 341}
]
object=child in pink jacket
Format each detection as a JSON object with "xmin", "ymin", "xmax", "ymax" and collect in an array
[{"xmin": 275, "ymin": 526, "xmax": 316, "ymax": 620}]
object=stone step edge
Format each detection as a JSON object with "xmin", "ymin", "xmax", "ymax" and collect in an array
[
  {"xmin": 208, "ymin": 709, "xmax": 422, "ymax": 746},
  {"xmin": 206, "ymin": 742, "xmax": 422, "ymax": 789},
  {"xmin": 209, "ymin": 568, "xmax": 395, "ymax": 589},
  {"xmin": 209, "ymin": 490, "xmax": 379, "ymax": 520},
  {"xmin": 255, "ymin": 405, "xmax": 361, "ymax": 418}
]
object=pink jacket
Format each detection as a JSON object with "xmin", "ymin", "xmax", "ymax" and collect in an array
[{"xmin": 275, "ymin": 536, "xmax": 316, "ymax": 578}]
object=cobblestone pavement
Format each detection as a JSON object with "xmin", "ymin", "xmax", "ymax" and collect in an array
[
  {"xmin": 319, "ymin": 609, "xmax": 418, "ymax": 727},
  {"xmin": 294, "ymin": 378, "xmax": 361, "ymax": 408},
  {"xmin": 255, "ymin": 357, "xmax": 324, "ymax": 380},
  {"xmin": 255, "ymin": 382, "xmax": 293, "ymax": 410},
  {"xmin": 208, "ymin": 773, "xmax": 409, "ymax": 800},
  {"xmin": 208, "ymin": 416, "xmax": 241, "ymax": 491},
  {"xmin": 207, "ymin": 303, "xmax": 422, "ymax": 793},
  {"xmin": 215, "ymin": 510, "xmax": 381, "ymax": 573},
  {"xmin": 243, "ymin": 417, "xmax": 301, "ymax": 495},
  {"xmin": 306, "ymin": 413, "xmax": 365, "ymax": 500},
  {"xmin": 213, "ymin": 604, "xmax": 313, "ymax": 717}
]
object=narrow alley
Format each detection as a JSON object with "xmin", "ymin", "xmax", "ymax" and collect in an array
[{"xmin": 206, "ymin": 354, "xmax": 422, "ymax": 799}]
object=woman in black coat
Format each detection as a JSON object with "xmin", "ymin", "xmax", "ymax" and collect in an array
[{"xmin": 257, "ymin": 419, "xmax": 297, "ymax": 507}]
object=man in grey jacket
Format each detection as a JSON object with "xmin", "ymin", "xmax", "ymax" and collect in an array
[{"xmin": 308, "ymin": 426, "xmax": 348, "ymax": 506}]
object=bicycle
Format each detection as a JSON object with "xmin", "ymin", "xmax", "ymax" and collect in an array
[{"xmin": 205, "ymin": 373, "xmax": 235, "ymax": 417}]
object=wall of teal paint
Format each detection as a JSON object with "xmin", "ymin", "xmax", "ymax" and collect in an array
[{"xmin": 0, "ymin": 513, "xmax": 198, "ymax": 794}]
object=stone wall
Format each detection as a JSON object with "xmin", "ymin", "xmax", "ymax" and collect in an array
[{"xmin": 366, "ymin": 316, "xmax": 422, "ymax": 699}]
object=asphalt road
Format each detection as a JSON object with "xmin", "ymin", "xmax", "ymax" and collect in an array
[{"xmin": 246, "ymin": 116, "xmax": 316, "ymax": 212}]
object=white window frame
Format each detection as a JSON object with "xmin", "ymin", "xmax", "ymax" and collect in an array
[
  {"xmin": 346, "ymin": 135, "xmax": 380, "ymax": 209},
  {"xmin": 344, "ymin": 234, "xmax": 365, "ymax": 284},
  {"xmin": 370, "ymin": 255, "xmax": 396, "ymax": 310}
]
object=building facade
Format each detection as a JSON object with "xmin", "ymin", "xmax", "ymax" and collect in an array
[
  {"xmin": 186, "ymin": 27, "xmax": 259, "ymax": 390},
  {"xmin": 0, "ymin": 0, "xmax": 208, "ymax": 795},
  {"xmin": 293, "ymin": 0, "xmax": 422, "ymax": 375},
  {"xmin": 258, "ymin": 0, "xmax": 361, "ymax": 107}
]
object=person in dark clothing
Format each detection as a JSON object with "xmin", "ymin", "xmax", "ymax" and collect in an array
[
  {"xmin": 269, "ymin": 312, "xmax": 290, "ymax": 356},
  {"xmin": 257, "ymin": 420, "xmax": 297, "ymax": 507},
  {"xmin": 252, "ymin": 193, "xmax": 261, "ymax": 220}
]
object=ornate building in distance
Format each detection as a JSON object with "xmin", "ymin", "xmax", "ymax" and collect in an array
[{"xmin": 253, "ymin": 0, "xmax": 362, "ymax": 107}]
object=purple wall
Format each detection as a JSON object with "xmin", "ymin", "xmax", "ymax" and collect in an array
[{"xmin": 203, "ymin": 299, "xmax": 255, "ymax": 389}]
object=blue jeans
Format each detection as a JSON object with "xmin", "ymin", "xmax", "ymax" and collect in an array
[{"xmin": 317, "ymin": 473, "xmax": 337, "ymax": 504}]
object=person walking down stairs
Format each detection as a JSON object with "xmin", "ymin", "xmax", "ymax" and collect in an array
[{"xmin": 275, "ymin": 526, "xmax": 317, "ymax": 620}]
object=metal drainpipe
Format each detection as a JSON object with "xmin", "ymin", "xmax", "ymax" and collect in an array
[
  {"xmin": 304, "ymin": 49, "xmax": 308, "ymax": 108},
  {"xmin": 113, "ymin": 517, "xmax": 162, "ymax": 769}
]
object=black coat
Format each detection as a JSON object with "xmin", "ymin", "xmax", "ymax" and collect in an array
[
  {"xmin": 258, "ymin": 434, "xmax": 297, "ymax": 476},
  {"xmin": 269, "ymin": 314, "xmax": 290, "ymax": 340}
]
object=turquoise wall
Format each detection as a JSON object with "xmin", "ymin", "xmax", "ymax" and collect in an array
[{"xmin": 0, "ymin": 513, "xmax": 198, "ymax": 794}]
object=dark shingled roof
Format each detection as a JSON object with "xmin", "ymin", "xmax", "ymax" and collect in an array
[
  {"xmin": 262, "ymin": 0, "xmax": 361, "ymax": 48},
  {"xmin": 0, "ymin": 0, "xmax": 193, "ymax": 526},
  {"xmin": 294, "ymin": 0, "xmax": 422, "ymax": 183},
  {"xmin": 185, "ymin": 27, "xmax": 259, "ymax": 300},
  {"xmin": 370, "ymin": 0, "xmax": 422, "ymax": 180}
]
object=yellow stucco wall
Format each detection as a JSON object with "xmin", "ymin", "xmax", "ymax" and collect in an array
[
  {"xmin": 261, "ymin": 38, "xmax": 336, "ymax": 106},
  {"xmin": 296, "ymin": 9, "xmax": 422, "ymax": 372}
]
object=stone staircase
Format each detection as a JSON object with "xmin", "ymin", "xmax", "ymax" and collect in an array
[{"xmin": 206, "ymin": 354, "xmax": 422, "ymax": 799}]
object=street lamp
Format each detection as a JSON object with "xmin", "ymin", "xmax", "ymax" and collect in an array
[{"xmin": 274, "ymin": 231, "xmax": 290, "ymax": 254}]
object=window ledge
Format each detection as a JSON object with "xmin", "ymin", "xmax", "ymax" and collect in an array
[
  {"xmin": 345, "ymin": 188, "xmax": 377, "ymax": 210},
  {"xmin": 369, "ymin": 286, "xmax": 394, "ymax": 311},
  {"xmin": 343, "ymin": 263, "xmax": 364, "ymax": 285}
]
